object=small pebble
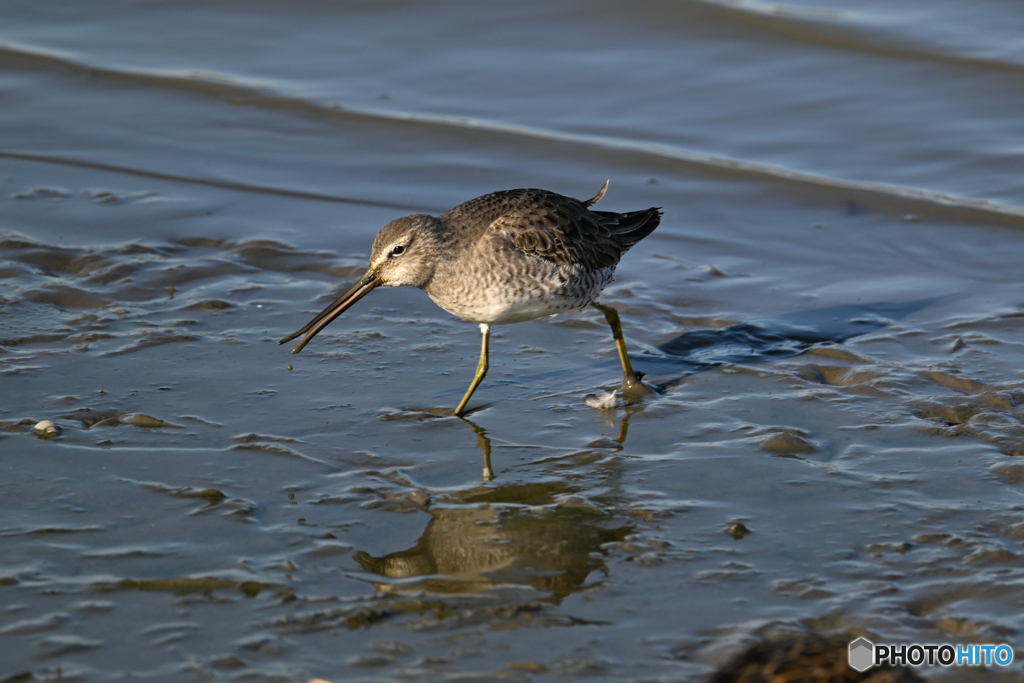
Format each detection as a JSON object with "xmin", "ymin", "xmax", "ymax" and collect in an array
[
  {"xmin": 760, "ymin": 432, "xmax": 816, "ymax": 454},
  {"xmin": 286, "ymin": 365, "xmax": 293, "ymax": 371},
  {"xmin": 728, "ymin": 522, "xmax": 752, "ymax": 539},
  {"xmin": 34, "ymin": 420, "xmax": 59, "ymax": 438}
]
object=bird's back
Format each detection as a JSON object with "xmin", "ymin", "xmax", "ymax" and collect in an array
[
  {"xmin": 442, "ymin": 187, "xmax": 661, "ymax": 273},
  {"xmin": 424, "ymin": 187, "xmax": 661, "ymax": 325}
]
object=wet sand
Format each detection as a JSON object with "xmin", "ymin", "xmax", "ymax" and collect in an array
[{"xmin": 2, "ymin": 1, "xmax": 1024, "ymax": 681}]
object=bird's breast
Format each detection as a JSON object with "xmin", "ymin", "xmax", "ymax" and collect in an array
[{"xmin": 424, "ymin": 261, "xmax": 614, "ymax": 325}]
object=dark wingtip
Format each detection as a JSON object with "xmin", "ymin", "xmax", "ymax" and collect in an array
[{"xmin": 595, "ymin": 205, "xmax": 662, "ymax": 250}]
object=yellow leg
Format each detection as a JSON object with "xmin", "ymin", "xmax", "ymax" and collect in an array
[
  {"xmin": 591, "ymin": 302, "xmax": 641, "ymax": 390},
  {"xmin": 454, "ymin": 323, "xmax": 490, "ymax": 416}
]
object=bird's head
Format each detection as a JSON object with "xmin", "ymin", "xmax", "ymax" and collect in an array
[
  {"xmin": 369, "ymin": 214, "xmax": 443, "ymax": 289},
  {"xmin": 278, "ymin": 213, "xmax": 443, "ymax": 353}
]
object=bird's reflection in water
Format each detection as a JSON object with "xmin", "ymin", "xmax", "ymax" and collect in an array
[
  {"xmin": 586, "ymin": 404, "xmax": 641, "ymax": 450},
  {"xmin": 355, "ymin": 416, "xmax": 636, "ymax": 601},
  {"xmin": 354, "ymin": 483, "xmax": 632, "ymax": 601},
  {"xmin": 461, "ymin": 416, "xmax": 496, "ymax": 481},
  {"xmin": 459, "ymin": 405, "xmax": 639, "ymax": 479}
]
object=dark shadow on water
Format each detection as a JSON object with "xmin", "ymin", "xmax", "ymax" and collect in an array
[{"xmin": 649, "ymin": 297, "xmax": 944, "ymax": 371}]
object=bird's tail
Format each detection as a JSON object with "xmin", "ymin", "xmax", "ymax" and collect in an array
[{"xmin": 595, "ymin": 206, "xmax": 663, "ymax": 250}]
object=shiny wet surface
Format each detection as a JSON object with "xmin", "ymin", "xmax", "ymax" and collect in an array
[{"xmin": 2, "ymin": 1, "xmax": 1024, "ymax": 681}]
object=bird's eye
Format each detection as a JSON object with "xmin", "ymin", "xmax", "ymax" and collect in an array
[{"xmin": 392, "ymin": 245, "xmax": 405, "ymax": 255}]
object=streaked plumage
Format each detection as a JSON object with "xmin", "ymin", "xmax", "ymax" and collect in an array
[{"xmin": 281, "ymin": 182, "xmax": 661, "ymax": 415}]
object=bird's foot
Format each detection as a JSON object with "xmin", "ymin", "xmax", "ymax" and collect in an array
[
  {"xmin": 585, "ymin": 373, "xmax": 658, "ymax": 410},
  {"xmin": 621, "ymin": 371, "xmax": 658, "ymax": 404}
]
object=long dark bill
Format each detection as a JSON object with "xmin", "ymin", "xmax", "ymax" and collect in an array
[{"xmin": 279, "ymin": 270, "xmax": 378, "ymax": 354}]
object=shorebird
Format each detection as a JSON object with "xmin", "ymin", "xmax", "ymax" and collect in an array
[{"xmin": 280, "ymin": 182, "xmax": 661, "ymax": 415}]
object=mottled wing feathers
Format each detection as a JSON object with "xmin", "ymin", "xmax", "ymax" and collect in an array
[
  {"xmin": 443, "ymin": 188, "xmax": 661, "ymax": 272},
  {"xmin": 491, "ymin": 199, "xmax": 622, "ymax": 268}
]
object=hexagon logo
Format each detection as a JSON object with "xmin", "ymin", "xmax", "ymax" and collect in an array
[{"xmin": 848, "ymin": 637, "xmax": 875, "ymax": 672}]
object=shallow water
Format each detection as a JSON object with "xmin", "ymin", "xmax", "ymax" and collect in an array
[{"xmin": 2, "ymin": 1, "xmax": 1024, "ymax": 681}]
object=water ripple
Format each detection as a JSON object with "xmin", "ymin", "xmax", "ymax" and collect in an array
[
  {"xmin": 688, "ymin": 0, "xmax": 1024, "ymax": 72},
  {"xmin": 2, "ymin": 39, "xmax": 1023, "ymax": 225}
]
